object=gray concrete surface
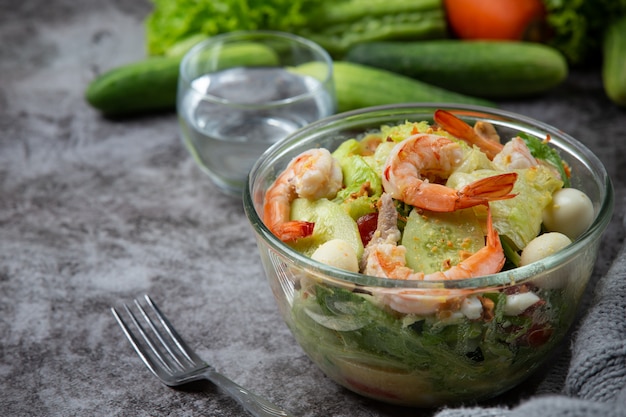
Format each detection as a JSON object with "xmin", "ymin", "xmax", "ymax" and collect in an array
[{"xmin": 1, "ymin": 1, "xmax": 625, "ymax": 416}]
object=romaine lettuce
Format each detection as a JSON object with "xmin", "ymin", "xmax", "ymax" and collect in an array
[
  {"xmin": 146, "ymin": 0, "xmax": 318, "ymax": 55},
  {"xmin": 543, "ymin": 0, "xmax": 626, "ymax": 65},
  {"xmin": 288, "ymin": 284, "xmax": 566, "ymax": 399},
  {"xmin": 447, "ymin": 165, "xmax": 563, "ymax": 250}
]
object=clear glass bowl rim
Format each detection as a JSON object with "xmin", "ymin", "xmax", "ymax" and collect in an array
[
  {"xmin": 243, "ymin": 103, "xmax": 614, "ymax": 290},
  {"xmin": 178, "ymin": 30, "xmax": 335, "ymax": 109}
]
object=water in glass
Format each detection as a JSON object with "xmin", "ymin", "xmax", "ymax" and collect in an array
[{"xmin": 179, "ymin": 67, "xmax": 334, "ymax": 196}]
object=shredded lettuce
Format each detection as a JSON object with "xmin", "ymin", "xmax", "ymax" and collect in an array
[{"xmin": 289, "ymin": 284, "xmax": 566, "ymax": 396}]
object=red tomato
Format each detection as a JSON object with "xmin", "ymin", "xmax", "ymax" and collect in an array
[
  {"xmin": 444, "ymin": 0, "xmax": 546, "ymax": 41},
  {"xmin": 357, "ymin": 212, "xmax": 378, "ymax": 246},
  {"xmin": 527, "ymin": 324, "xmax": 554, "ymax": 347}
]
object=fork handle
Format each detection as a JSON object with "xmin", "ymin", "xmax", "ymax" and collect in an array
[{"xmin": 203, "ymin": 370, "xmax": 294, "ymax": 417}]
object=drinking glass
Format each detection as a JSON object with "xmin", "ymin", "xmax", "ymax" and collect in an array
[{"xmin": 177, "ymin": 30, "xmax": 336, "ymax": 197}]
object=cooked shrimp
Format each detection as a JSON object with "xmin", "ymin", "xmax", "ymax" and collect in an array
[
  {"xmin": 263, "ymin": 148, "xmax": 343, "ymax": 242},
  {"xmin": 433, "ymin": 110, "xmax": 539, "ymax": 171},
  {"xmin": 367, "ymin": 204, "xmax": 506, "ymax": 314},
  {"xmin": 474, "ymin": 120, "xmax": 501, "ymax": 144},
  {"xmin": 362, "ymin": 200, "xmax": 505, "ymax": 282},
  {"xmin": 421, "ymin": 203, "xmax": 505, "ymax": 281},
  {"xmin": 382, "ymin": 133, "xmax": 518, "ymax": 212},
  {"xmin": 493, "ymin": 136, "xmax": 538, "ymax": 170},
  {"xmin": 434, "ymin": 109, "xmax": 504, "ymax": 159},
  {"xmin": 360, "ymin": 193, "xmax": 406, "ymax": 276}
]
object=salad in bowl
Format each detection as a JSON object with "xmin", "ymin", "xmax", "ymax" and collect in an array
[{"xmin": 243, "ymin": 105, "xmax": 613, "ymax": 407}]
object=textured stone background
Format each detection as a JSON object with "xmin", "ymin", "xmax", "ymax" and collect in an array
[{"xmin": 1, "ymin": 1, "xmax": 625, "ymax": 416}]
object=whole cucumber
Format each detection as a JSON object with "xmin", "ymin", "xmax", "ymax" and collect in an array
[
  {"xmin": 602, "ymin": 16, "xmax": 626, "ymax": 107},
  {"xmin": 291, "ymin": 61, "xmax": 494, "ymax": 113},
  {"xmin": 85, "ymin": 55, "xmax": 181, "ymax": 117},
  {"xmin": 85, "ymin": 43, "xmax": 279, "ymax": 117},
  {"xmin": 345, "ymin": 40, "xmax": 568, "ymax": 99}
]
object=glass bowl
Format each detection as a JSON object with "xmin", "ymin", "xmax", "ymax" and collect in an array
[{"xmin": 243, "ymin": 104, "xmax": 614, "ymax": 407}]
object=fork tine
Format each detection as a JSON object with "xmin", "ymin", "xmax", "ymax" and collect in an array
[
  {"xmin": 143, "ymin": 295, "xmax": 203, "ymax": 364},
  {"xmin": 133, "ymin": 298, "xmax": 187, "ymax": 370},
  {"xmin": 110, "ymin": 306, "xmax": 165, "ymax": 377},
  {"xmin": 123, "ymin": 303, "xmax": 180, "ymax": 375}
]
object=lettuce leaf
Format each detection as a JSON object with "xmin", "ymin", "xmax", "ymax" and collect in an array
[
  {"xmin": 447, "ymin": 166, "xmax": 563, "ymax": 250},
  {"xmin": 145, "ymin": 0, "xmax": 448, "ymax": 57},
  {"xmin": 518, "ymin": 132, "xmax": 570, "ymax": 188},
  {"xmin": 289, "ymin": 284, "xmax": 563, "ymax": 395},
  {"xmin": 543, "ymin": 0, "xmax": 626, "ymax": 65},
  {"xmin": 145, "ymin": 0, "xmax": 319, "ymax": 55}
]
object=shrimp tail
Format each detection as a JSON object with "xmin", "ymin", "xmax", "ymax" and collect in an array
[
  {"xmin": 473, "ymin": 203, "xmax": 505, "ymax": 273},
  {"xmin": 452, "ymin": 203, "xmax": 505, "ymax": 277},
  {"xmin": 272, "ymin": 221, "xmax": 315, "ymax": 242},
  {"xmin": 485, "ymin": 205, "xmax": 503, "ymax": 257},
  {"xmin": 434, "ymin": 109, "xmax": 502, "ymax": 160},
  {"xmin": 456, "ymin": 172, "xmax": 518, "ymax": 209}
]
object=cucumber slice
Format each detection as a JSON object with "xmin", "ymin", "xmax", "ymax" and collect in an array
[
  {"xmin": 290, "ymin": 198, "xmax": 364, "ymax": 258},
  {"xmin": 401, "ymin": 208, "xmax": 484, "ymax": 274}
]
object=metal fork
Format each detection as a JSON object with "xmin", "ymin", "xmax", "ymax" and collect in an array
[{"xmin": 111, "ymin": 295, "xmax": 294, "ymax": 417}]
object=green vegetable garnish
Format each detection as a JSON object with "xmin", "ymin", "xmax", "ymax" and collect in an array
[
  {"xmin": 144, "ymin": 0, "xmax": 447, "ymax": 57},
  {"xmin": 543, "ymin": 0, "xmax": 626, "ymax": 65},
  {"xmin": 289, "ymin": 284, "xmax": 568, "ymax": 397},
  {"xmin": 518, "ymin": 132, "xmax": 570, "ymax": 188}
]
